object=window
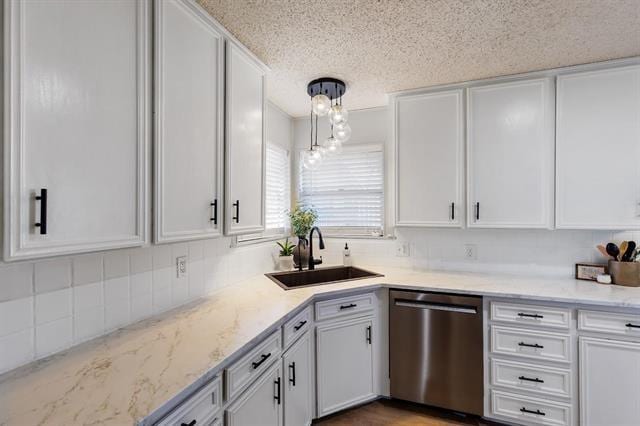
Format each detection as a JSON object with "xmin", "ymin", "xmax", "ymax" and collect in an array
[
  {"xmin": 237, "ymin": 143, "xmax": 290, "ymax": 243},
  {"xmin": 299, "ymin": 143, "xmax": 384, "ymax": 237}
]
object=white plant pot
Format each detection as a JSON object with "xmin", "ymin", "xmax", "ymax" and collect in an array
[{"xmin": 278, "ymin": 256, "xmax": 294, "ymax": 271}]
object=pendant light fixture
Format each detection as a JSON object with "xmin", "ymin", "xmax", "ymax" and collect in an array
[{"xmin": 302, "ymin": 77, "xmax": 350, "ymax": 170}]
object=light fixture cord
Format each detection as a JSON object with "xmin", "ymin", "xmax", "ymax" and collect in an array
[
  {"xmin": 314, "ymin": 112, "xmax": 318, "ymax": 147},
  {"xmin": 309, "ymin": 105, "xmax": 314, "ymax": 151}
]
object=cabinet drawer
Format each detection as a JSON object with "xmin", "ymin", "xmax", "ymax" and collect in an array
[
  {"xmin": 225, "ymin": 330, "xmax": 281, "ymax": 402},
  {"xmin": 157, "ymin": 376, "xmax": 221, "ymax": 426},
  {"xmin": 491, "ymin": 326, "xmax": 571, "ymax": 363},
  {"xmin": 315, "ymin": 292, "xmax": 376, "ymax": 322},
  {"xmin": 578, "ymin": 309, "xmax": 640, "ymax": 336},
  {"xmin": 491, "ymin": 301, "xmax": 571, "ymax": 330},
  {"xmin": 283, "ymin": 305, "xmax": 311, "ymax": 349},
  {"xmin": 491, "ymin": 358, "xmax": 571, "ymax": 399},
  {"xmin": 491, "ymin": 390, "xmax": 572, "ymax": 426}
]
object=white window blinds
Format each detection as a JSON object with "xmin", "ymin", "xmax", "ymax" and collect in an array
[
  {"xmin": 265, "ymin": 144, "xmax": 290, "ymax": 231},
  {"xmin": 299, "ymin": 143, "xmax": 384, "ymax": 236}
]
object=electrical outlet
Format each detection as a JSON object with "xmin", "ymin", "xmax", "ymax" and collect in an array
[
  {"xmin": 176, "ymin": 256, "xmax": 187, "ymax": 278},
  {"xmin": 396, "ymin": 242, "xmax": 410, "ymax": 257},
  {"xmin": 464, "ymin": 244, "xmax": 477, "ymax": 260}
]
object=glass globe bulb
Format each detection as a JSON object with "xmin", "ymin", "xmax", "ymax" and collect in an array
[
  {"xmin": 322, "ymin": 136, "xmax": 343, "ymax": 155},
  {"xmin": 311, "ymin": 94, "xmax": 331, "ymax": 116},
  {"xmin": 302, "ymin": 149, "xmax": 322, "ymax": 170},
  {"xmin": 328, "ymin": 104, "xmax": 348, "ymax": 125},
  {"xmin": 334, "ymin": 122, "xmax": 352, "ymax": 142}
]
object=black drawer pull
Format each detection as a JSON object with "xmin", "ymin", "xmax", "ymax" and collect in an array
[
  {"xmin": 34, "ymin": 188, "xmax": 47, "ymax": 234},
  {"xmin": 518, "ymin": 312, "xmax": 544, "ymax": 319},
  {"xmin": 294, "ymin": 320, "xmax": 307, "ymax": 331},
  {"xmin": 476, "ymin": 202, "xmax": 480, "ymax": 220},
  {"xmin": 251, "ymin": 353, "xmax": 271, "ymax": 369},
  {"xmin": 181, "ymin": 421, "xmax": 196, "ymax": 426},
  {"xmin": 366, "ymin": 325, "xmax": 372, "ymax": 344},
  {"xmin": 519, "ymin": 375, "xmax": 544, "ymax": 383},
  {"xmin": 518, "ymin": 342, "xmax": 544, "ymax": 349},
  {"xmin": 289, "ymin": 362, "xmax": 296, "ymax": 386},
  {"xmin": 520, "ymin": 407, "xmax": 545, "ymax": 416},
  {"xmin": 626, "ymin": 323, "xmax": 640, "ymax": 329},
  {"xmin": 339, "ymin": 303, "xmax": 357, "ymax": 310},
  {"xmin": 274, "ymin": 377, "xmax": 281, "ymax": 404},
  {"xmin": 210, "ymin": 199, "xmax": 217, "ymax": 224},
  {"xmin": 450, "ymin": 202, "xmax": 455, "ymax": 221},
  {"xmin": 233, "ymin": 200, "xmax": 240, "ymax": 223}
]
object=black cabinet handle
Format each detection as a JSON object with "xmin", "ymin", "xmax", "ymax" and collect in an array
[
  {"xmin": 233, "ymin": 200, "xmax": 240, "ymax": 223},
  {"xmin": 366, "ymin": 325, "xmax": 372, "ymax": 344},
  {"xmin": 289, "ymin": 362, "xmax": 296, "ymax": 386},
  {"xmin": 34, "ymin": 188, "xmax": 47, "ymax": 235},
  {"xmin": 518, "ymin": 313, "xmax": 544, "ymax": 319},
  {"xmin": 450, "ymin": 202, "xmax": 455, "ymax": 221},
  {"xmin": 475, "ymin": 202, "xmax": 480, "ymax": 220},
  {"xmin": 181, "ymin": 421, "xmax": 196, "ymax": 426},
  {"xmin": 339, "ymin": 303, "xmax": 356, "ymax": 310},
  {"xmin": 626, "ymin": 323, "xmax": 640, "ymax": 329},
  {"xmin": 519, "ymin": 375, "xmax": 544, "ymax": 383},
  {"xmin": 518, "ymin": 342, "xmax": 544, "ymax": 349},
  {"xmin": 274, "ymin": 377, "xmax": 281, "ymax": 405},
  {"xmin": 251, "ymin": 353, "xmax": 271, "ymax": 369},
  {"xmin": 294, "ymin": 320, "xmax": 307, "ymax": 331},
  {"xmin": 210, "ymin": 199, "xmax": 217, "ymax": 224},
  {"xmin": 520, "ymin": 407, "xmax": 545, "ymax": 416}
]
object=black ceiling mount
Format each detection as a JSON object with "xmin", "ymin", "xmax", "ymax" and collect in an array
[{"xmin": 307, "ymin": 77, "xmax": 346, "ymax": 100}]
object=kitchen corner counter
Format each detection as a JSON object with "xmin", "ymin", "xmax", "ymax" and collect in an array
[{"xmin": 2, "ymin": 266, "xmax": 640, "ymax": 425}]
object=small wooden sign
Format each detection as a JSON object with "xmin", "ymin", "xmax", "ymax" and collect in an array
[{"xmin": 575, "ymin": 263, "xmax": 607, "ymax": 281}]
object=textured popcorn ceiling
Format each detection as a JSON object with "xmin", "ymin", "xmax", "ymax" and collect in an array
[{"xmin": 197, "ymin": 0, "xmax": 640, "ymax": 117}]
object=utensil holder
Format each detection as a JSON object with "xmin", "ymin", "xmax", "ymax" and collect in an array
[{"xmin": 608, "ymin": 260, "xmax": 640, "ymax": 287}]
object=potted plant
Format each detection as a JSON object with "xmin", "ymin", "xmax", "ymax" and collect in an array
[
  {"xmin": 289, "ymin": 204, "xmax": 318, "ymax": 269},
  {"xmin": 276, "ymin": 238, "xmax": 295, "ymax": 271}
]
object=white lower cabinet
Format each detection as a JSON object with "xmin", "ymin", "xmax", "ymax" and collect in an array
[
  {"xmin": 283, "ymin": 332, "xmax": 313, "ymax": 426},
  {"xmin": 579, "ymin": 336, "xmax": 640, "ymax": 426},
  {"xmin": 225, "ymin": 361, "xmax": 283, "ymax": 426},
  {"xmin": 316, "ymin": 316, "xmax": 375, "ymax": 417}
]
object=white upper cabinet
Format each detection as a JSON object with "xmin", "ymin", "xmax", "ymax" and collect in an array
[
  {"xmin": 467, "ymin": 78, "xmax": 555, "ymax": 228},
  {"xmin": 556, "ymin": 65, "xmax": 640, "ymax": 229},
  {"xmin": 154, "ymin": 0, "xmax": 224, "ymax": 243},
  {"xmin": 3, "ymin": 0, "xmax": 150, "ymax": 261},
  {"xmin": 394, "ymin": 89, "xmax": 464, "ymax": 227},
  {"xmin": 225, "ymin": 42, "xmax": 266, "ymax": 235}
]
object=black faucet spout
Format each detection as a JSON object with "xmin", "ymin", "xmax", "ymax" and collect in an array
[{"xmin": 308, "ymin": 226, "xmax": 325, "ymax": 270}]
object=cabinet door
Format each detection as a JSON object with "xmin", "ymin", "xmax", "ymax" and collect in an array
[
  {"xmin": 154, "ymin": 0, "xmax": 223, "ymax": 243},
  {"xmin": 225, "ymin": 42, "xmax": 266, "ymax": 235},
  {"xmin": 556, "ymin": 66, "xmax": 640, "ymax": 229},
  {"xmin": 579, "ymin": 337, "xmax": 640, "ymax": 426},
  {"xmin": 3, "ymin": 0, "xmax": 150, "ymax": 261},
  {"xmin": 226, "ymin": 362, "xmax": 283, "ymax": 426},
  {"xmin": 395, "ymin": 89, "xmax": 464, "ymax": 227},
  {"xmin": 283, "ymin": 332, "xmax": 313, "ymax": 426},
  {"xmin": 467, "ymin": 78, "xmax": 554, "ymax": 228},
  {"xmin": 316, "ymin": 316, "xmax": 375, "ymax": 417}
]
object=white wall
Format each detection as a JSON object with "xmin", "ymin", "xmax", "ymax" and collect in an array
[
  {"xmin": 293, "ymin": 107, "xmax": 637, "ymax": 277},
  {"xmin": 0, "ymin": 102, "xmax": 292, "ymax": 375}
]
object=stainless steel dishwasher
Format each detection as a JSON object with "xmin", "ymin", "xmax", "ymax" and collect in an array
[{"xmin": 389, "ymin": 289, "xmax": 484, "ymax": 415}]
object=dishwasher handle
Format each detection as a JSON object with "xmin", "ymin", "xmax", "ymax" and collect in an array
[{"xmin": 394, "ymin": 299, "xmax": 478, "ymax": 314}]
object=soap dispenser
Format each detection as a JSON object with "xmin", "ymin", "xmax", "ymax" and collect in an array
[{"xmin": 343, "ymin": 243, "xmax": 352, "ymax": 266}]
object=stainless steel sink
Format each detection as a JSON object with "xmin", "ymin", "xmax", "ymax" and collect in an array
[{"xmin": 265, "ymin": 266, "xmax": 383, "ymax": 290}]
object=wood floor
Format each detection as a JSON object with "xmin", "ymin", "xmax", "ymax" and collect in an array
[{"xmin": 313, "ymin": 399, "xmax": 503, "ymax": 426}]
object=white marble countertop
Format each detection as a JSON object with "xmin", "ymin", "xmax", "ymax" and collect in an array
[{"xmin": 2, "ymin": 265, "xmax": 640, "ymax": 425}]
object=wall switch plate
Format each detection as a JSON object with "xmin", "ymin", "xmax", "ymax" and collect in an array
[
  {"xmin": 176, "ymin": 256, "xmax": 187, "ymax": 278},
  {"xmin": 464, "ymin": 244, "xmax": 477, "ymax": 260},
  {"xmin": 396, "ymin": 242, "xmax": 410, "ymax": 257}
]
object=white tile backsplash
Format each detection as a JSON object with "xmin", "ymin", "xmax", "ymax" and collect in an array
[
  {"xmin": 35, "ymin": 289, "xmax": 72, "ymax": 325},
  {"xmin": 0, "ymin": 237, "xmax": 277, "ymax": 375},
  {"xmin": 0, "ymin": 298, "xmax": 33, "ymax": 337}
]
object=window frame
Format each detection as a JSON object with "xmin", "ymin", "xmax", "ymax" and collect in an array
[{"xmin": 297, "ymin": 142, "xmax": 385, "ymax": 238}]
